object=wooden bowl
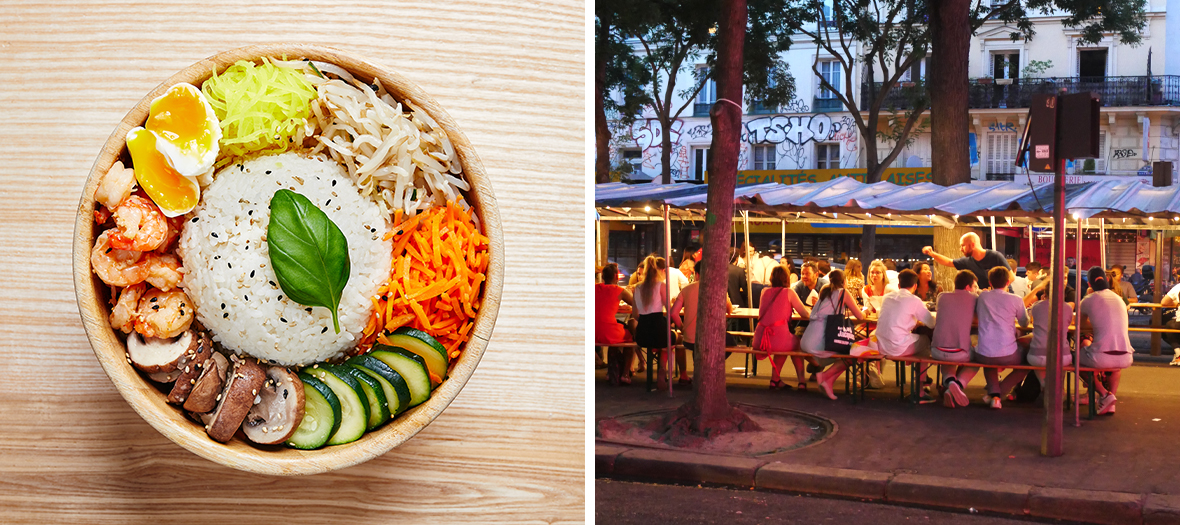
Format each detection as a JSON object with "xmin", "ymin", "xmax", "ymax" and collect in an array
[{"xmin": 72, "ymin": 44, "xmax": 503, "ymax": 475}]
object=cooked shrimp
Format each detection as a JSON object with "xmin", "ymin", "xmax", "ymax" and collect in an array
[
  {"xmin": 94, "ymin": 161, "xmax": 138, "ymax": 210},
  {"xmin": 136, "ymin": 288, "xmax": 194, "ymax": 339},
  {"xmin": 91, "ymin": 231, "xmax": 150, "ymax": 287},
  {"xmin": 143, "ymin": 252, "xmax": 185, "ymax": 291},
  {"xmin": 154, "ymin": 216, "xmax": 185, "ymax": 253},
  {"xmin": 108, "ymin": 195, "xmax": 169, "ymax": 251},
  {"xmin": 109, "ymin": 283, "xmax": 146, "ymax": 333}
]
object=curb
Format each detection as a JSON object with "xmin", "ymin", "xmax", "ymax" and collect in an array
[{"xmin": 596, "ymin": 443, "xmax": 1172, "ymax": 525}]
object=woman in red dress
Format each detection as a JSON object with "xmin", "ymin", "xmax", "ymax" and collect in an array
[{"xmin": 596, "ymin": 263, "xmax": 637, "ymax": 384}]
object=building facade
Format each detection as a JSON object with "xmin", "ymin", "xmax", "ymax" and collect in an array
[{"xmin": 608, "ymin": 0, "xmax": 1180, "ymax": 183}]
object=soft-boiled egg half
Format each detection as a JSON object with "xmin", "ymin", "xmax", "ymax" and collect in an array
[
  {"xmin": 125, "ymin": 82, "xmax": 220, "ymax": 217},
  {"xmin": 146, "ymin": 83, "xmax": 221, "ymax": 177}
]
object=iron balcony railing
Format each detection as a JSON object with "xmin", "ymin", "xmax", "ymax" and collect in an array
[
  {"xmin": 813, "ymin": 97, "xmax": 843, "ymax": 112},
  {"xmin": 860, "ymin": 75, "xmax": 1180, "ymax": 111}
]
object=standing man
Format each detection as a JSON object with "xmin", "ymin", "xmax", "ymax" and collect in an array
[{"xmin": 923, "ymin": 232, "xmax": 1009, "ymax": 287}]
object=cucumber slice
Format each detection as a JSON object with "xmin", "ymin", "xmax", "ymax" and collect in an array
[
  {"xmin": 346, "ymin": 355, "xmax": 411, "ymax": 416},
  {"xmin": 287, "ymin": 373, "xmax": 341, "ymax": 450},
  {"xmin": 338, "ymin": 364, "xmax": 390, "ymax": 430},
  {"xmin": 369, "ymin": 346, "xmax": 431, "ymax": 407},
  {"xmin": 304, "ymin": 365, "xmax": 369, "ymax": 446},
  {"xmin": 386, "ymin": 328, "xmax": 449, "ymax": 384}
]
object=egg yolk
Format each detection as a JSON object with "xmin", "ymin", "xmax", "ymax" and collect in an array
[
  {"xmin": 126, "ymin": 128, "xmax": 200, "ymax": 217},
  {"xmin": 147, "ymin": 84, "xmax": 216, "ymax": 162}
]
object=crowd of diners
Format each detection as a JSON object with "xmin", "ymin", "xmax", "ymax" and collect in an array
[{"xmin": 595, "ymin": 232, "xmax": 1140, "ymax": 415}]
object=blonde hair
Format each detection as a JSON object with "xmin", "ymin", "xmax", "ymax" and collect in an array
[
  {"xmin": 638, "ymin": 255, "xmax": 665, "ymax": 298},
  {"xmin": 845, "ymin": 259, "xmax": 863, "ymax": 281},
  {"xmin": 867, "ymin": 259, "xmax": 888, "ymax": 284}
]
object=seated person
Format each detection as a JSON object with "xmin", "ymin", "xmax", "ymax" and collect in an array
[
  {"xmin": 800, "ymin": 270, "xmax": 866, "ymax": 400},
  {"xmin": 670, "ymin": 264, "xmax": 733, "ymax": 387},
  {"xmin": 959, "ymin": 267, "xmax": 1030, "ymax": 409},
  {"xmin": 872, "ymin": 269, "xmax": 937, "ymax": 401},
  {"xmin": 1027, "ymin": 282, "xmax": 1074, "ymax": 392},
  {"xmin": 1078, "ymin": 266, "xmax": 1135, "ymax": 415},
  {"xmin": 595, "ymin": 263, "xmax": 637, "ymax": 385},
  {"xmin": 931, "ymin": 270, "xmax": 979, "ymax": 408},
  {"xmin": 751, "ymin": 266, "xmax": 811, "ymax": 390},
  {"xmin": 1109, "ymin": 265, "xmax": 1138, "ymax": 305}
]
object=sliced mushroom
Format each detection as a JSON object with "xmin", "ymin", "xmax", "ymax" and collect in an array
[
  {"xmin": 242, "ymin": 367, "xmax": 305, "ymax": 445},
  {"xmin": 127, "ymin": 329, "xmax": 196, "ymax": 380},
  {"xmin": 184, "ymin": 352, "xmax": 229, "ymax": 413},
  {"xmin": 204, "ymin": 354, "xmax": 265, "ymax": 443},
  {"xmin": 167, "ymin": 332, "xmax": 213, "ymax": 405}
]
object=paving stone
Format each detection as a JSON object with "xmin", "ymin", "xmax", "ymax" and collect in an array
[
  {"xmin": 612, "ymin": 448, "xmax": 766, "ymax": 487},
  {"xmin": 887, "ymin": 473, "xmax": 1031, "ymax": 516},
  {"xmin": 755, "ymin": 462, "xmax": 891, "ymax": 501},
  {"xmin": 1029, "ymin": 486, "xmax": 1143, "ymax": 525}
]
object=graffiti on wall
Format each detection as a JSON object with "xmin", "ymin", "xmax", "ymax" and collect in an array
[
  {"xmin": 1113, "ymin": 149, "xmax": 1137, "ymax": 160},
  {"xmin": 736, "ymin": 167, "xmax": 934, "ymax": 186},
  {"xmin": 745, "ymin": 114, "xmax": 845, "ymax": 145},
  {"xmin": 782, "ymin": 98, "xmax": 811, "ymax": 113},
  {"xmin": 988, "ymin": 122, "xmax": 1017, "ymax": 133}
]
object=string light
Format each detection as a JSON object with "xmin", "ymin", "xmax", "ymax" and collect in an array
[{"xmin": 644, "ymin": 205, "xmax": 651, "ymax": 212}]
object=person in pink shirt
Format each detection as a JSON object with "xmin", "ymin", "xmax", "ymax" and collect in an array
[{"xmin": 750, "ymin": 266, "xmax": 811, "ymax": 390}]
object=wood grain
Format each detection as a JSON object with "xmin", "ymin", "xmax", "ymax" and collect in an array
[{"xmin": 0, "ymin": 1, "xmax": 585, "ymax": 522}]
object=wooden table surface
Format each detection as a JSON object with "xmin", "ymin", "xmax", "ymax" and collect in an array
[{"xmin": 0, "ymin": 2, "xmax": 585, "ymax": 523}]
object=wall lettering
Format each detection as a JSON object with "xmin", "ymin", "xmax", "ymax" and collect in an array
[{"xmin": 1113, "ymin": 149, "xmax": 1137, "ymax": 159}]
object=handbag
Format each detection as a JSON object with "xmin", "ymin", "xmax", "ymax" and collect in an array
[
  {"xmin": 824, "ymin": 290, "xmax": 856, "ymax": 354},
  {"xmin": 752, "ymin": 288, "xmax": 784, "ymax": 353}
]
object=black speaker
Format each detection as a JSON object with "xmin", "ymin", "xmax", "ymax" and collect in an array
[
  {"xmin": 1154, "ymin": 161, "xmax": 1174, "ymax": 188},
  {"xmin": 1021, "ymin": 94, "xmax": 1058, "ymax": 173},
  {"xmin": 1056, "ymin": 92, "xmax": 1100, "ymax": 159}
]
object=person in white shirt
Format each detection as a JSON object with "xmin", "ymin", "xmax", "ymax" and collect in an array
[
  {"xmin": 884, "ymin": 259, "xmax": 900, "ymax": 288},
  {"xmin": 656, "ymin": 257, "xmax": 690, "ymax": 303},
  {"xmin": 1007, "ymin": 258, "xmax": 1031, "ymax": 299},
  {"xmin": 872, "ymin": 269, "xmax": 937, "ymax": 400},
  {"xmin": 958, "ymin": 267, "xmax": 1030, "ymax": 409},
  {"xmin": 803, "ymin": 270, "xmax": 866, "ymax": 400},
  {"xmin": 1078, "ymin": 266, "xmax": 1134, "ymax": 415},
  {"xmin": 1163, "ymin": 278, "xmax": 1180, "ymax": 355}
]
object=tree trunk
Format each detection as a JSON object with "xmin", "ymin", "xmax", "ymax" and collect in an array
[
  {"xmin": 661, "ymin": 115, "xmax": 674, "ymax": 184},
  {"xmin": 680, "ymin": 0, "xmax": 758, "ymax": 434},
  {"xmin": 932, "ymin": 225, "xmax": 975, "ymax": 292},
  {"xmin": 861, "ymin": 225, "xmax": 877, "ymax": 263},
  {"xmin": 929, "ymin": 0, "xmax": 972, "ymax": 186},
  {"xmin": 595, "ymin": 21, "xmax": 611, "ymax": 184}
]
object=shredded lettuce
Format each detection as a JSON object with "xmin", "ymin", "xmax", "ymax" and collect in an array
[{"xmin": 201, "ymin": 59, "xmax": 317, "ymax": 163}]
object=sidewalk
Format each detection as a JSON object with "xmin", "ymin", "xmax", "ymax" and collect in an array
[{"xmin": 595, "ymin": 358, "xmax": 1180, "ymax": 524}]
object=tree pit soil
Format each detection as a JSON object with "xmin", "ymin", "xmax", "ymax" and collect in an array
[{"xmin": 596, "ymin": 403, "xmax": 836, "ymax": 457}]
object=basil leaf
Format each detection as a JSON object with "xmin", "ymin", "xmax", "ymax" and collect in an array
[{"xmin": 266, "ymin": 189, "xmax": 351, "ymax": 333}]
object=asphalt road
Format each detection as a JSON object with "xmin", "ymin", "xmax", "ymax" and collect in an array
[{"xmin": 596, "ymin": 480, "xmax": 1045, "ymax": 524}]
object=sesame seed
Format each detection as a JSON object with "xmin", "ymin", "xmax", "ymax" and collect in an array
[
  {"xmin": 150, "ymin": 297, "xmax": 157, "ymax": 303},
  {"xmin": 228, "ymin": 263, "xmax": 232, "ymax": 268},
  {"xmin": 266, "ymin": 170, "xmax": 272, "ymax": 174},
  {"xmin": 331, "ymin": 180, "xmax": 337, "ymax": 186},
  {"xmin": 105, "ymin": 247, "xmax": 112, "ymax": 254},
  {"xmin": 152, "ymin": 305, "xmax": 159, "ymax": 310},
  {"xmin": 270, "ymin": 281, "xmax": 276, "ymax": 287},
  {"xmin": 216, "ymin": 394, "xmax": 222, "ymax": 401},
  {"xmin": 191, "ymin": 217, "xmax": 199, "ymax": 223},
  {"xmin": 306, "ymin": 308, "xmax": 312, "ymax": 313},
  {"xmin": 262, "ymin": 427, "xmax": 269, "ymax": 433},
  {"xmin": 321, "ymin": 327, "xmax": 328, "ymax": 333},
  {"xmin": 325, "ymin": 199, "xmax": 331, "ymax": 206},
  {"xmin": 278, "ymin": 295, "xmax": 283, "ymax": 301},
  {"xmin": 190, "ymin": 379, "xmax": 196, "ymax": 384},
  {"xmin": 248, "ymin": 210, "xmax": 253, "ymax": 216},
  {"xmin": 244, "ymin": 295, "xmax": 249, "ymax": 301},
  {"xmin": 221, "ymin": 303, "xmax": 226, "ymax": 309},
  {"xmin": 250, "ymin": 270, "xmax": 255, "ymax": 278},
  {"xmin": 224, "ymin": 313, "xmax": 229, "ymax": 318},
  {"xmin": 211, "ymin": 232, "xmax": 218, "ymax": 238},
  {"xmin": 215, "ymin": 255, "xmax": 220, "ymax": 260},
  {"xmin": 280, "ymin": 317, "xmax": 287, "ymax": 323}
]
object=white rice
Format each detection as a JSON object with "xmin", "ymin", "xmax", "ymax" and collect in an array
[{"xmin": 177, "ymin": 152, "xmax": 391, "ymax": 365}]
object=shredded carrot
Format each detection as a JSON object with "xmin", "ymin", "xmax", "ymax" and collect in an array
[{"xmin": 368, "ymin": 202, "xmax": 487, "ymax": 363}]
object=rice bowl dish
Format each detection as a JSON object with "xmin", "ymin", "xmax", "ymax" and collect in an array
[{"xmin": 77, "ymin": 47, "xmax": 496, "ymax": 464}]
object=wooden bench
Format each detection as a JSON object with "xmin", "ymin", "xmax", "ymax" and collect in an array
[{"xmin": 887, "ymin": 355, "xmax": 1119, "ymax": 418}]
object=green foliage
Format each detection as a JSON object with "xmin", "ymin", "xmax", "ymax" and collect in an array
[
  {"xmin": 1022, "ymin": 59, "xmax": 1053, "ymax": 77},
  {"xmin": 970, "ymin": 0, "xmax": 1146, "ymax": 46}
]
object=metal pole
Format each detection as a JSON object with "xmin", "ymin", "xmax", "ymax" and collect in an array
[
  {"xmin": 1099, "ymin": 219, "xmax": 1106, "ymax": 271},
  {"xmin": 663, "ymin": 204, "xmax": 673, "ymax": 396},
  {"xmin": 1074, "ymin": 217, "xmax": 1083, "ymax": 428},
  {"xmin": 1029, "ymin": 225, "xmax": 1036, "ymax": 262},
  {"xmin": 596, "ymin": 217, "xmax": 605, "ymax": 268},
  {"xmin": 991, "ymin": 216, "xmax": 998, "ymax": 252},
  {"xmin": 1154, "ymin": 229, "xmax": 1164, "ymax": 356},
  {"xmin": 1042, "ymin": 157, "xmax": 1066, "ymax": 457},
  {"xmin": 743, "ymin": 210, "xmax": 754, "ymax": 314},
  {"xmin": 781, "ymin": 219, "xmax": 786, "ymax": 262}
]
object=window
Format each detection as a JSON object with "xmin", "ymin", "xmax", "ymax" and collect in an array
[
  {"xmin": 986, "ymin": 131, "xmax": 1018, "ymax": 176},
  {"xmin": 696, "ymin": 67, "xmax": 716, "ymax": 104},
  {"xmin": 900, "ymin": 57, "xmax": 927, "ymax": 82},
  {"xmin": 816, "ymin": 144, "xmax": 839, "ymax": 169},
  {"xmin": 991, "ymin": 51, "xmax": 1019, "ymax": 79},
  {"xmin": 818, "ymin": 61, "xmax": 841, "ymax": 99},
  {"xmin": 819, "ymin": 1, "xmax": 838, "ymax": 28},
  {"xmin": 694, "ymin": 67, "xmax": 716, "ymax": 116},
  {"xmin": 621, "ymin": 149, "xmax": 642, "ymax": 173},
  {"xmin": 1078, "ymin": 49, "xmax": 1108, "ymax": 79},
  {"xmin": 753, "ymin": 145, "xmax": 776, "ymax": 170},
  {"xmin": 693, "ymin": 147, "xmax": 711, "ymax": 181}
]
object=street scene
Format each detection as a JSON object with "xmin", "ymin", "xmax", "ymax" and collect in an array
[{"xmin": 594, "ymin": 0, "xmax": 1180, "ymax": 522}]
